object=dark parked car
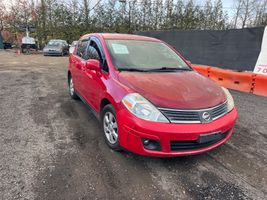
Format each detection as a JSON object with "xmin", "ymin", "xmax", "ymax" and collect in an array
[
  {"xmin": 43, "ymin": 39, "xmax": 69, "ymax": 56},
  {"xmin": 3, "ymin": 42, "xmax": 12, "ymax": 49}
]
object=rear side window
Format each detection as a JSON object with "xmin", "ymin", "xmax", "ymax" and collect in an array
[{"xmin": 76, "ymin": 40, "xmax": 88, "ymax": 59}]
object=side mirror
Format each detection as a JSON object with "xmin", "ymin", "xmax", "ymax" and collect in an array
[
  {"xmin": 86, "ymin": 59, "xmax": 101, "ymax": 71},
  {"xmin": 186, "ymin": 60, "xmax": 192, "ymax": 65}
]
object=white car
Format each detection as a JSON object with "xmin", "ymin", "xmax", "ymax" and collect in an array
[
  {"xmin": 21, "ymin": 36, "xmax": 37, "ymax": 53},
  {"xmin": 69, "ymin": 41, "xmax": 78, "ymax": 54}
]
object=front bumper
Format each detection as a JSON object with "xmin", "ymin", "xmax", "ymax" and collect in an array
[{"xmin": 116, "ymin": 107, "xmax": 238, "ymax": 157}]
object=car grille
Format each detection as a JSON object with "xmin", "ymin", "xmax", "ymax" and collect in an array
[
  {"xmin": 158, "ymin": 101, "xmax": 228, "ymax": 123},
  {"xmin": 170, "ymin": 130, "xmax": 229, "ymax": 151}
]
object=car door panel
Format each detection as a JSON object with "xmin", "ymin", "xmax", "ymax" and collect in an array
[
  {"xmin": 83, "ymin": 69, "xmax": 104, "ymax": 111},
  {"xmin": 82, "ymin": 38, "xmax": 107, "ymax": 112},
  {"xmin": 72, "ymin": 39, "xmax": 89, "ymax": 96},
  {"xmin": 70, "ymin": 55, "xmax": 81, "ymax": 93}
]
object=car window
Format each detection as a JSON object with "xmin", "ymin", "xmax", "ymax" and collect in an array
[
  {"xmin": 48, "ymin": 40, "xmax": 62, "ymax": 46},
  {"xmin": 71, "ymin": 41, "xmax": 78, "ymax": 46},
  {"xmin": 85, "ymin": 45, "xmax": 100, "ymax": 61},
  {"xmin": 76, "ymin": 40, "xmax": 89, "ymax": 58},
  {"xmin": 88, "ymin": 39, "xmax": 109, "ymax": 72},
  {"xmin": 85, "ymin": 41, "xmax": 100, "ymax": 60}
]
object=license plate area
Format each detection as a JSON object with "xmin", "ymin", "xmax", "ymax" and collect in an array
[{"xmin": 197, "ymin": 131, "xmax": 222, "ymax": 144}]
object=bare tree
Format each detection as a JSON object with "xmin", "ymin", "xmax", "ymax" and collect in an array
[
  {"xmin": 234, "ymin": 0, "xmax": 259, "ymax": 28},
  {"xmin": 2, "ymin": 0, "xmax": 266, "ymax": 44},
  {"xmin": 254, "ymin": 0, "xmax": 267, "ymax": 26},
  {"xmin": 234, "ymin": 0, "xmax": 243, "ymax": 28},
  {"xmin": 0, "ymin": 0, "xmax": 5, "ymax": 32},
  {"xmin": 83, "ymin": 0, "xmax": 90, "ymax": 25},
  {"xmin": 241, "ymin": 0, "xmax": 257, "ymax": 28}
]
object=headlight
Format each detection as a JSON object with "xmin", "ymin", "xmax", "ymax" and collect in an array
[
  {"xmin": 122, "ymin": 93, "xmax": 169, "ymax": 123},
  {"xmin": 222, "ymin": 87, "xmax": 235, "ymax": 112}
]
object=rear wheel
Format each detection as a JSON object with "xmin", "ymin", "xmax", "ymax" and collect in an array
[
  {"xmin": 68, "ymin": 75, "xmax": 79, "ymax": 100},
  {"xmin": 101, "ymin": 104, "xmax": 121, "ymax": 151}
]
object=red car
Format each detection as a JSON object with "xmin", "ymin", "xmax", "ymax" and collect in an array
[{"xmin": 68, "ymin": 33, "xmax": 238, "ymax": 157}]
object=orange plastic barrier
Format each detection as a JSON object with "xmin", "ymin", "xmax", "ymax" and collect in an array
[
  {"xmin": 253, "ymin": 74, "xmax": 267, "ymax": 97},
  {"xmin": 192, "ymin": 64, "xmax": 267, "ymax": 97},
  {"xmin": 191, "ymin": 64, "xmax": 210, "ymax": 77},
  {"xmin": 208, "ymin": 67, "xmax": 255, "ymax": 93}
]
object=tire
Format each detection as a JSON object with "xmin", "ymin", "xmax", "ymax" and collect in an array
[
  {"xmin": 68, "ymin": 75, "xmax": 79, "ymax": 100},
  {"xmin": 101, "ymin": 104, "xmax": 121, "ymax": 151}
]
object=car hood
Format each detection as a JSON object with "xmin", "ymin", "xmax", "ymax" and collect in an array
[{"xmin": 118, "ymin": 71, "xmax": 226, "ymax": 109}]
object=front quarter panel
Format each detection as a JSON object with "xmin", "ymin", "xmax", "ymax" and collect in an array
[{"xmin": 99, "ymin": 74, "xmax": 131, "ymax": 112}]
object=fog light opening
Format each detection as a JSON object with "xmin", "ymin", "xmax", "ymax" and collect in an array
[
  {"xmin": 143, "ymin": 139, "xmax": 150, "ymax": 145},
  {"xmin": 142, "ymin": 138, "xmax": 161, "ymax": 151}
]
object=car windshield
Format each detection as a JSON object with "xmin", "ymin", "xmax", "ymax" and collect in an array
[
  {"xmin": 71, "ymin": 41, "xmax": 78, "ymax": 46},
  {"xmin": 48, "ymin": 40, "xmax": 63, "ymax": 46},
  {"xmin": 105, "ymin": 39, "xmax": 191, "ymax": 71}
]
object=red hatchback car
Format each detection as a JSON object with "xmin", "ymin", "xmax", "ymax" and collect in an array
[{"xmin": 68, "ymin": 33, "xmax": 238, "ymax": 157}]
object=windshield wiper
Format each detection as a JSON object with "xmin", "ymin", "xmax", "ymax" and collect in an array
[
  {"xmin": 118, "ymin": 68, "xmax": 149, "ymax": 72},
  {"xmin": 147, "ymin": 67, "xmax": 191, "ymax": 72},
  {"xmin": 118, "ymin": 67, "xmax": 191, "ymax": 72}
]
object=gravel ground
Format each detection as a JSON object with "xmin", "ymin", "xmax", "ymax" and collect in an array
[{"xmin": 0, "ymin": 50, "xmax": 266, "ymax": 200}]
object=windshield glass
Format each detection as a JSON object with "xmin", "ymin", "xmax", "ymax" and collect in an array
[
  {"xmin": 48, "ymin": 40, "xmax": 63, "ymax": 46},
  {"xmin": 105, "ymin": 39, "xmax": 191, "ymax": 71},
  {"xmin": 71, "ymin": 41, "xmax": 78, "ymax": 46}
]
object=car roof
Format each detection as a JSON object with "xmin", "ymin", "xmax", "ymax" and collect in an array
[{"xmin": 80, "ymin": 33, "xmax": 161, "ymax": 42}]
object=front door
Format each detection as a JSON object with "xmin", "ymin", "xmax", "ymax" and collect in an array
[{"xmin": 82, "ymin": 37, "xmax": 108, "ymax": 112}]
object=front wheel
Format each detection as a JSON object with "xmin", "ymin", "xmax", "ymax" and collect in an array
[{"xmin": 101, "ymin": 104, "xmax": 121, "ymax": 151}]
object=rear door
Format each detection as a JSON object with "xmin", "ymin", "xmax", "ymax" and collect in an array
[{"xmin": 71, "ymin": 39, "xmax": 89, "ymax": 95}]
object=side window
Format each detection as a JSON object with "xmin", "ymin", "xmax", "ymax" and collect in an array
[
  {"xmin": 76, "ymin": 40, "xmax": 89, "ymax": 58},
  {"xmin": 85, "ymin": 41, "xmax": 101, "ymax": 61},
  {"xmin": 75, "ymin": 41, "xmax": 81, "ymax": 56}
]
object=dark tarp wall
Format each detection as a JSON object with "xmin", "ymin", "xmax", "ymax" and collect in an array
[
  {"xmin": 0, "ymin": 34, "xmax": 3, "ymax": 49},
  {"xmin": 136, "ymin": 27, "xmax": 265, "ymax": 71}
]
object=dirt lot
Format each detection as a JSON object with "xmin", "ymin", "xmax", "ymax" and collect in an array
[{"xmin": 0, "ymin": 50, "xmax": 266, "ymax": 200}]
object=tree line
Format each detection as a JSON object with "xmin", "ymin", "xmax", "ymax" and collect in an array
[{"xmin": 0, "ymin": 0, "xmax": 266, "ymax": 46}]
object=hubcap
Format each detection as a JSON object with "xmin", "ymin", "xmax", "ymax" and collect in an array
[
  {"xmin": 103, "ymin": 112, "xmax": 118, "ymax": 144},
  {"xmin": 69, "ymin": 78, "xmax": 74, "ymax": 95}
]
